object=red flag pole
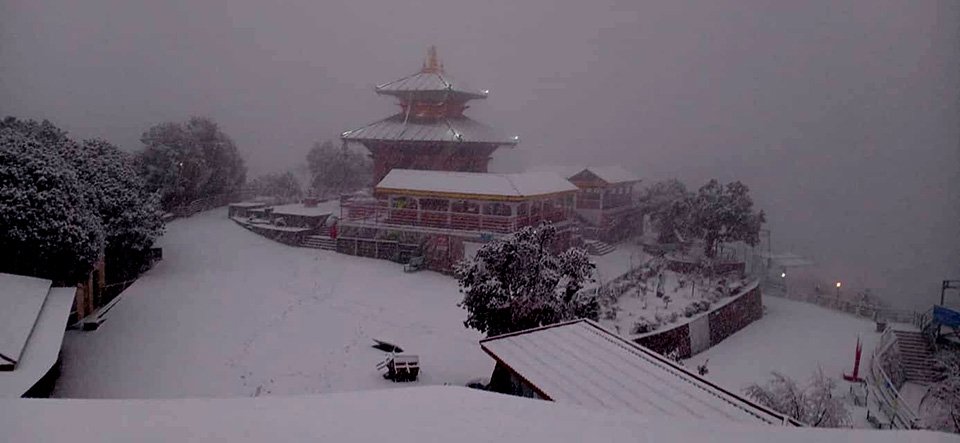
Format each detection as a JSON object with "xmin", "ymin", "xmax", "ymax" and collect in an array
[{"xmin": 843, "ymin": 335, "xmax": 863, "ymax": 382}]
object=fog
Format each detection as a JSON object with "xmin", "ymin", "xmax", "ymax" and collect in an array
[{"xmin": 2, "ymin": 0, "xmax": 957, "ymax": 308}]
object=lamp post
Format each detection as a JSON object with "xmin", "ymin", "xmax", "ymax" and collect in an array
[
  {"xmin": 781, "ymin": 270, "xmax": 787, "ymax": 296},
  {"xmin": 835, "ymin": 281, "xmax": 842, "ymax": 299}
]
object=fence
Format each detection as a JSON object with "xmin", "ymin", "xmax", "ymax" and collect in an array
[
  {"xmin": 762, "ymin": 284, "xmax": 919, "ymax": 325},
  {"xmin": 868, "ymin": 328, "xmax": 923, "ymax": 429},
  {"xmin": 341, "ymin": 199, "xmax": 569, "ymax": 234},
  {"xmin": 168, "ymin": 190, "xmax": 257, "ymax": 219}
]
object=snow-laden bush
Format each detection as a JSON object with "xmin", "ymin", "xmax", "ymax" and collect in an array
[
  {"xmin": 456, "ymin": 223, "xmax": 598, "ymax": 337},
  {"xmin": 744, "ymin": 369, "xmax": 851, "ymax": 427},
  {"xmin": 921, "ymin": 351, "xmax": 960, "ymax": 433},
  {"xmin": 632, "ymin": 318, "xmax": 657, "ymax": 334},
  {"xmin": 0, "ymin": 129, "xmax": 104, "ymax": 283}
]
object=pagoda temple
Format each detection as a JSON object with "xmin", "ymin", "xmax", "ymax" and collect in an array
[{"xmin": 341, "ymin": 46, "xmax": 518, "ymax": 185}]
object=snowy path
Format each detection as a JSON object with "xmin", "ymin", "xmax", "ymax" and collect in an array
[
  {"xmin": 685, "ymin": 295, "xmax": 881, "ymax": 426},
  {"xmin": 54, "ymin": 208, "xmax": 492, "ymax": 399}
]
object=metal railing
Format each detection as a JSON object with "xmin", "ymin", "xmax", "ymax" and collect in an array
[{"xmin": 868, "ymin": 328, "xmax": 923, "ymax": 429}]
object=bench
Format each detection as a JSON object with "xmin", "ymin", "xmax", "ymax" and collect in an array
[
  {"xmin": 404, "ymin": 255, "xmax": 425, "ymax": 273},
  {"xmin": 379, "ymin": 354, "xmax": 420, "ymax": 382}
]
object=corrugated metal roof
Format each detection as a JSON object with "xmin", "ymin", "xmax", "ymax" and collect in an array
[
  {"xmin": 376, "ymin": 169, "xmax": 577, "ymax": 199},
  {"xmin": 376, "ymin": 71, "xmax": 487, "ymax": 100},
  {"xmin": 342, "ymin": 114, "xmax": 518, "ymax": 145},
  {"xmin": 480, "ymin": 319, "xmax": 794, "ymax": 425}
]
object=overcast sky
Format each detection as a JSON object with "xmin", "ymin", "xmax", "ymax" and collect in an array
[{"xmin": 2, "ymin": 0, "xmax": 958, "ymax": 308}]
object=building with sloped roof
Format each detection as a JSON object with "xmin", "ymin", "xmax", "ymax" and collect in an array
[
  {"xmin": 528, "ymin": 165, "xmax": 645, "ymax": 244},
  {"xmin": 480, "ymin": 318, "xmax": 801, "ymax": 426},
  {"xmin": 0, "ymin": 273, "xmax": 75, "ymax": 398},
  {"xmin": 342, "ymin": 46, "xmax": 517, "ymax": 186},
  {"xmin": 338, "ymin": 169, "xmax": 579, "ymax": 272}
]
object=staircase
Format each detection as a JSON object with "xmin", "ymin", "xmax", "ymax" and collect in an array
[
  {"xmin": 584, "ymin": 240, "xmax": 616, "ymax": 256},
  {"xmin": 892, "ymin": 329, "xmax": 938, "ymax": 384},
  {"xmin": 302, "ymin": 235, "xmax": 337, "ymax": 250}
]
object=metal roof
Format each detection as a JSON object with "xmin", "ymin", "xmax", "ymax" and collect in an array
[
  {"xmin": 0, "ymin": 273, "xmax": 52, "ymax": 368},
  {"xmin": 342, "ymin": 114, "xmax": 519, "ymax": 145},
  {"xmin": 480, "ymin": 319, "xmax": 798, "ymax": 426},
  {"xmin": 578, "ymin": 166, "xmax": 642, "ymax": 184},
  {"xmin": 375, "ymin": 71, "xmax": 488, "ymax": 101},
  {"xmin": 376, "ymin": 169, "xmax": 578, "ymax": 200}
]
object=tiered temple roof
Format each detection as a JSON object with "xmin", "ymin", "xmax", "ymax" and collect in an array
[{"xmin": 341, "ymin": 46, "xmax": 517, "ymax": 147}]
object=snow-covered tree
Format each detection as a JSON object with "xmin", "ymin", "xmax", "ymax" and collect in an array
[
  {"xmin": 306, "ymin": 140, "xmax": 371, "ymax": 197},
  {"xmin": 744, "ymin": 369, "xmax": 850, "ymax": 427},
  {"xmin": 67, "ymin": 139, "xmax": 165, "ymax": 253},
  {"xmin": 1, "ymin": 117, "xmax": 165, "ymax": 284},
  {"xmin": 0, "ymin": 128, "xmax": 104, "ymax": 283},
  {"xmin": 637, "ymin": 179, "xmax": 693, "ymax": 244},
  {"xmin": 685, "ymin": 180, "xmax": 765, "ymax": 258},
  {"xmin": 248, "ymin": 171, "xmax": 302, "ymax": 199},
  {"xmin": 455, "ymin": 223, "xmax": 599, "ymax": 337},
  {"xmin": 921, "ymin": 351, "xmax": 960, "ymax": 433},
  {"xmin": 137, "ymin": 117, "xmax": 246, "ymax": 210}
]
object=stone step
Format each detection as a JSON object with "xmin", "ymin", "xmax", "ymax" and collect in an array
[
  {"xmin": 302, "ymin": 236, "xmax": 337, "ymax": 250},
  {"xmin": 584, "ymin": 240, "xmax": 616, "ymax": 256}
]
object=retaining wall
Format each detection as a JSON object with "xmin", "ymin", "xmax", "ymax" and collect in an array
[{"xmin": 633, "ymin": 283, "xmax": 762, "ymax": 359}]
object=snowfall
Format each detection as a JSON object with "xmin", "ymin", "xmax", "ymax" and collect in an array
[{"xmin": 45, "ymin": 207, "xmax": 945, "ymax": 435}]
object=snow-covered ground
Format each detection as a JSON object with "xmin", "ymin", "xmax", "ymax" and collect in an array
[
  {"xmin": 685, "ymin": 295, "xmax": 882, "ymax": 427},
  {"xmin": 53, "ymin": 208, "xmax": 492, "ymax": 399},
  {"xmin": 7, "ymin": 385, "xmax": 947, "ymax": 443}
]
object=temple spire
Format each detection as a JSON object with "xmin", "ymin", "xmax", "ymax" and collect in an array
[{"xmin": 421, "ymin": 45, "xmax": 443, "ymax": 74}]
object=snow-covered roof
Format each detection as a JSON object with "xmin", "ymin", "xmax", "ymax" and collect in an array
[
  {"xmin": 0, "ymin": 287, "xmax": 73, "ymax": 397},
  {"xmin": 480, "ymin": 319, "xmax": 795, "ymax": 425},
  {"xmin": 0, "ymin": 273, "xmax": 52, "ymax": 368},
  {"xmin": 526, "ymin": 165, "xmax": 641, "ymax": 184},
  {"xmin": 342, "ymin": 114, "xmax": 518, "ymax": 145},
  {"xmin": 269, "ymin": 203, "xmax": 332, "ymax": 218},
  {"xmin": 570, "ymin": 166, "xmax": 642, "ymax": 184},
  {"xmin": 0, "ymin": 386, "xmax": 941, "ymax": 442},
  {"xmin": 375, "ymin": 70, "xmax": 487, "ymax": 101},
  {"xmin": 376, "ymin": 169, "xmax": 578, "ymax": 200},
  {"xmin": 585, "ymin": 166, "xmax": 642, "ymax": 183},
  {"xmin": 228, "ymin": 202, "xmax": 268, "ymax": 208}
]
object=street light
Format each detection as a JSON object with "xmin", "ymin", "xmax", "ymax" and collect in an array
[{"xmin": 835, "ymin": 281, "xmax": 842, "ymax": 299}]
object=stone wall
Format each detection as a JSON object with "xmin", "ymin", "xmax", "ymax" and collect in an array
[
  {"xmin": 633, "ymin": 282, "xmax": 763, "ymax": 359},
  {"xmin": 708, "ymin": 285, "xmax": 763, "ymax": 346}
]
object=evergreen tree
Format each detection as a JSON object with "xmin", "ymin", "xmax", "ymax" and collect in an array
[
  {"xmin": 455, "ymin": 223, "xmax": 598, "ymax": 337},
  {"xmin": 306, "ymin": 140, "xmax": 371, "ymax": 196},
  {"xmin": 248, "ymin": 171, "xmax": 302, "ymax": 199},
  {"xmin": 137, "ymin": 117, "xmax": 246, "ymax": 210},
  {"xmin": 685, "ymin": 179, "xmax": 765, "ymax": 258},
  {"xmin": 638, "ymin": 179, "xmax": 693, "ymax": 243},
  {"xmin": 0, "ymin": 129, "xmax": 104, "ymax": 283}
]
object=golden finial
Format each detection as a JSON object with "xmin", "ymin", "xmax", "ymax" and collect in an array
[{"xmin": 422, "ymin": 45, "xmax": 443, "ymax": 73}]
